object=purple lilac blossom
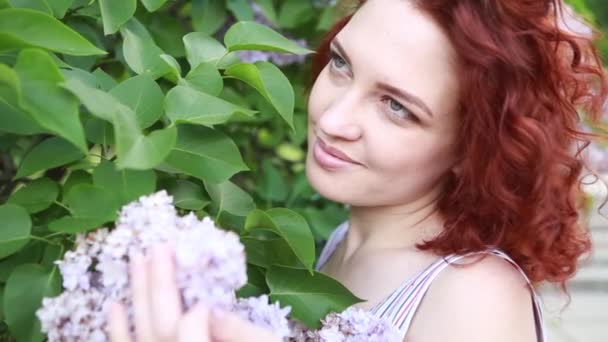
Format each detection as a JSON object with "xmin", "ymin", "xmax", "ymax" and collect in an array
[
  {"xmin": 36, "ymin": 191, "xmax": 289, "ymax": 341},
  {"xmin": 317, "ymin": 307, "xmax": 402, "ymax": 342}
]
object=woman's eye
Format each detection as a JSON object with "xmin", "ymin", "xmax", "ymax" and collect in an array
[
  {"xmin": 329, "ymin": 51, "xmax": 348, "ymax": 71},
  {"xmin": 383, "ymin": 97, "xmax": 419, "ymax": 123}
]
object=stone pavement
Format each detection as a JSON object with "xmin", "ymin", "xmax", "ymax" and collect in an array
[{"xmin": 541, "ymin": 186, "xmax": 608, "ymax": 342}]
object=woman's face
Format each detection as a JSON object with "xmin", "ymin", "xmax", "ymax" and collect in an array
[{"xmin": 306, "ymin": 0, "xmax": 461, "ymax": 208}]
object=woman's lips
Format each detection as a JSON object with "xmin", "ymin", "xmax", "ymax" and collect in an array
[{"xmin": 313, "ymin": 139, "xmax": 360, "ymax": 170}]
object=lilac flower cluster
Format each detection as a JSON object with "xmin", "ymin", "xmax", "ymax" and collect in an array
[
  {"xmin": 36, "ymin": 191, "xmax": 291, "ymax": 341},
  {"xmin": 287, "ymin": 307, "xmax": 401, "ymax": 342}
]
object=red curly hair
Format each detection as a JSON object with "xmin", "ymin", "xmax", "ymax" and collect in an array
[{"xmin": 310, "ymin": 0, "xmax": 608, "ymax": 289}]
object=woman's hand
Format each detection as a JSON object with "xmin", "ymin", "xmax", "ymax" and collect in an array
[{"xmin": 107, "ymin": 244, "xmax": 280, "ymax": 342}]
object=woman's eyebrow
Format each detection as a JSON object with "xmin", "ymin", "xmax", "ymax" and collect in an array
[{"xmin": 329, "ymin": 38, "xmax": 435, "ymax": 118}]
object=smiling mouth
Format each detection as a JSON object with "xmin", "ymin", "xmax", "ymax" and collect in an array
[{"xmin": 313, "ymin": 139, "xmax": 360, "ymax": 170}]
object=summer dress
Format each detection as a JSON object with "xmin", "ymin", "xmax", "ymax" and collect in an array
[{"xmin": 315, "ymin": 221, "xmax": 547, "ymax": 341}]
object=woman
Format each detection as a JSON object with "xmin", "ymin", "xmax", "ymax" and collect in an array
[{"xmin": 108, "ymin": 0, "xmax": 607, "ymax": 341}]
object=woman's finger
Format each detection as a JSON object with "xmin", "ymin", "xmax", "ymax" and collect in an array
[
  {"xmin": 177, "ymin": 303, "xmax": 211, "ymax": 342},
  {"xmin": 209, "ymin": 309, "xmax": 280, "ymax": 342},
  {"xmin": 107, "ymin": 302, "xmax": 132, "ymax": 342},
  {"xmin": 130, "ymin": 254, "xmax": 155, "ymax": 342},
  {"xmin": 149, "ymin": 243, "xmax": 183, "ymax": 341}
]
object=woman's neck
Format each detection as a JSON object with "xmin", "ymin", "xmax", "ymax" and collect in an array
[{"xmin": 341, "ymin": 198, "xmax": 445, "ymax": 261}]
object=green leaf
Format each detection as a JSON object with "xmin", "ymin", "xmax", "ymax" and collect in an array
[
  {"xmin": 278, "ymin": 0, "xmax": 314, "ymax": 29},
  {"xmin": 204, "ymin": 180, "xmax": 255, "ymax": 217},
  {"xmin": 165, "ymin": 86, "xmax": 256, "ymax": 126},
  {"xmin": 297, "ymin": 206, "xmax": 349, "ymax": 241},
  {"xmin": 236, "ymin": 264, "xmax": 269, "ymax": 298},
  {"xmin": 8, "ymin": 178, "xmax": 59, "ymax": 214},
  {"xmin": 163, "ymin": 179, "xmax": 209, "ymax": 211},
  {"xmin": 0, "ymin": 64, "xmax": 44, "ymax": 135},
  {"xmin": 224, "ymin": 21, "xmax": 313, "ymax": 54},
  {"xmin": 160, "ymin": 54, "xmax": 181, "ymax": 82},
  {"xmin": 92, "ymin": 159, "xmax": 156, "ymax": 205},
  {"xmin": 191, "ymin": 0, "xmax": 226, "ymax": 35},
  {"xmin": 49, "ymin": 184, "xmax": 118, "ymax": 233},
  {"xmin": 48, "ymin": 0, "xmax": 74, "ymax": 18},
  {"xmin": 267, "ymin": 266, "xmax": 363, "ymax": 328},
  {"xmin": 227, "ymin": 0, "xmax": 253, "ymax": 21},
  {"xmin": 110, "ymin": 74, "xmax": 164, "ymax": 129},
  {"xmin": 8, "ymin": 0, "xmax": 53, "ymax": 15},
  {"xmin": 245, "ymin": 208, "xmax": 315, "ymax": 273},
  {"xmin": 0, "ymin": 204, "xmax": 31, "ymax": 259},
  {"xmin": 252, "ymin": 0, "xmax": 277, "ymax": 25},
  {"xmin": 183, "ymin": 32, "xmax": 227, "ymax": 68},
  {"xmin": 0, "ymin": 241, "xmax": 44, "ymax": 282},
  {"xmin": 20, "ymin": 82, "xmax": 87, "ymax": 152},
  {"xmin": 120, "ymin": 18, "xmax": 171, "ymax": 79},
  {"xmin": 14, "ymin": 49, "xmax": 87, "ymax": 152},
  {"xmin": 114, "ymin": 123, "xmax": 177, "ymax": 170},
  {"xmin": 4, "ymin": 264, "xmax": 61, "ymax": 342},
  {"xmin": 14, "ymin": 48, "xmax": 63, "ymax": 83},
  {"xmin": 141, "ymin": 0, "xmax": 167, "ymax": 11},
  {"xmin": 99, "ymin": 0, "xmax": 137, "ymax": 35},
  {"xmin": 93, "ymin": 68, "xmax": 117, "ymax": 91},
  {"xmin": 241, "ymin": 237, "xmax": 301, "ymax": 269},
  {"xmin": 225, "ymin": 61, "xmax": 294, "ymax": 129},
  {"xmin": 145, "ymin": 15, "xmax": 187, "ymax": 57},
  {"xmin": 65, "ymin": 184, "xmax": 118, "ymax": 220},
  {"xmin": 15, "ymin": 137, "xmax": 84, "ymax": 178},
  {"xmin": 164, "ymin": 125, "xmax": 248, "ymax": 183},
  {"xmin": 62, "ymin": 77, "xmax": 122, "ymax": 122},
  {"xmin": 258, "ymin": 159, "xmax": 288, "ymax": 202},
  {"xmin": 0, "ymin": 8, "xmax": 106, "ymax": 55},
  {"xmin": 180, "ymin": 62, "xmax": 223, "ymax": 96},
  {"xmin": 62, "ymin": 78, "xmax": 176, "ymax": 169},
  {"xmin": 62, "ymin": 169, "xmax": 92, "ymax": 199}
]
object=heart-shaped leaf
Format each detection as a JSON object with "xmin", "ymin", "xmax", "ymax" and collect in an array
[
  {"xmin": 110, "ymin": 74, "xmax": 164, "ymax": 128},
  {"xmin": 92, "ymin": 159, "xmax": 156, "ymax": 206},
  {"xmin": 0, "ymin": 204, "xmax": 31, "ymax": 259},
  {"xmin": 165, "ymin": 86, "xmax": 256, "ymax": 126},
  {"xmin": 120, "ymin": 18, "xmax": 170, "ymax": 79},
  {"xmin": 204, "ymin": 180, "xmax": 255, "ymax": 217},
  {"xmin": 141, "ymin": 0, "xmax": 168, "ymax": 12},
  {"xmin": 225, "ymin": 62, "xmax": 294, "ymax": 129},
  {"xmin": 164, "ymin": 125, "xmax": 248, "ymax": 183},
  {"xmin": 267, "ymin": 266, "xmax": 363, "ymax": 328},
  {"xmin": 4, "ymin": 264, "xmax": 61, "ymax": 342},
  {"xmin": 180, "ymin": 62, "xmax": 223, "ymax": 96},
  {"xmin": 15, "ymin": 137, "xmax": 84, "ymax": 178},
  {"xmin": 224, "ymin": 21, "xmax": 313, "ymax": 54},
  {"xmin": 0, "ymin": 8, "xmax": 106, "ymax": 55},
  {"xmin": 99, "ymin": 0, "xmax": 136, "ymax": 35},
  {"xmin": 245, "ymin": 208, "xmax": 315, "ymax": 273},
  {"xmin": 183, "ymin": 32, "xmax": 227, "ymax": 68},
  {"xmin": 8, "ymin": 177, "xmax": 59, "ymax": 214}
]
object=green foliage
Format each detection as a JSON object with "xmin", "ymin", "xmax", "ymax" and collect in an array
[{"xmin": 0, "ymin": 0, "xmax": 352, "ymax": 339}]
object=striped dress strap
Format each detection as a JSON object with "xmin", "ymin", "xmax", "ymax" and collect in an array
[
  {"xmin": 315, "ymin": 221, "xmax": 349, "ymax": 271},
  {"xmin": 372, "ymin": 250, "xmax": 546, "ymax": 342}
]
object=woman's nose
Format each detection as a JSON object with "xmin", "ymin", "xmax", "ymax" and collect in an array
[{"xmin": 317, "ymin": 90, "xmax": 363, "ymax": 141}]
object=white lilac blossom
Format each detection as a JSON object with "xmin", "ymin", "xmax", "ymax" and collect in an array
[
  {"xmin": 232, "ymin": 295, "xmax": 292, "ymax": 339},
  {"xmin": 316, "ymin": 307, "xmax": 401, "ymax": 342},
  {"xmin": 286, "ymin": 307, "xmax": 401, "ymax": 342},
  {"xmin": 36, "ymin": 191, "xmax": 286, "ymax": 341}
]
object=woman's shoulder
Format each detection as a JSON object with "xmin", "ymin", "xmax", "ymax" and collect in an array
[{"xmin": 408, "ymin": 251, "xmax": 539, "ymax": 341}]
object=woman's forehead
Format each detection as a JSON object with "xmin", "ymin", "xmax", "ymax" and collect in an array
[{"xmin": 336, "ymin": 0, "xmax": 460, "ymax": 117}]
